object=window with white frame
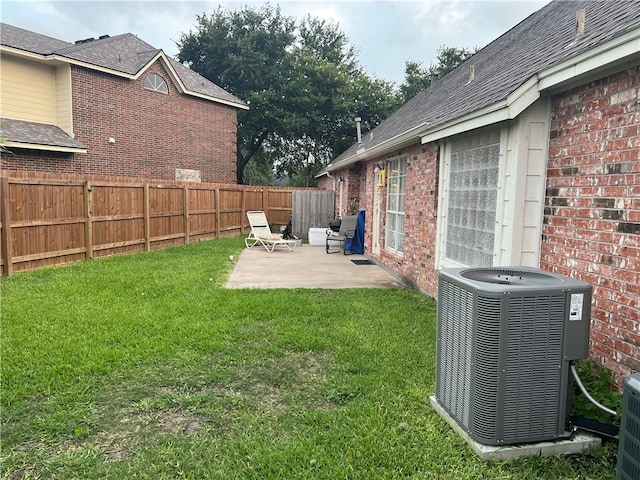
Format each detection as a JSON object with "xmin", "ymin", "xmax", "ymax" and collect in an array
[
  {"xmin": 444, "ymin": 129, "xmax": 500, "ymax": 267},
  {"xmin": 144, "ymin": 73, "xmax": 168, "ymax": 93},
  {"xmin": 385, "ymin": 157, "xmax": 407, "ymax": 253}
]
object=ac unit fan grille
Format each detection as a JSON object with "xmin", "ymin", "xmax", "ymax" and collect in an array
[{"xmin": 501, "ymin": 295, "xmax": 565, "ymax": 442}]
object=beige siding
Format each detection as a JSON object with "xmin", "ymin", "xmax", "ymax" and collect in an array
[
  {"xmin": 54, "ymin": 64, "xmax": 73, "ymax": 134},
  {"xmin": 498, "ymin": 98, "xmax": 549, "ymax": 266},
  {"xmin": 1, "ymin": 54, "xmax": 56, "ymax": 123}
]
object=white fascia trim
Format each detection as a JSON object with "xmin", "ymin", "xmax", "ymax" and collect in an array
[
  {"xmin": 4, "ymin": 141, "xmax": 87, "ymax": 154},
  {"xmin": 325, "ymin": 122, "xmax": 428, "ymax": 173},
  {"xmin": 539, "ymin": 27, "xmax": 640, "ymax": 91},
  {"xmin": 421, "ymin": 77, "xmax": 539, "ymax": 144},
  {"xmin": 148, "ymin": 54, "xmax": 249, "ymax": 110}
]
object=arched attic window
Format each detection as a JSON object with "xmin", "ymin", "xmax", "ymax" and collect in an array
[{"xmin": 144, "ymin": 73, "xmax": 168, "ymax": 93}]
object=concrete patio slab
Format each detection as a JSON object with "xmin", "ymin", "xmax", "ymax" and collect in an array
[
  {"xmin": 226, "ymin": 244, "xmax": 406, "ymax": 289},
  {"xmin": 429, "ymin": 396, "xmax": 602, "ymax": 461}
]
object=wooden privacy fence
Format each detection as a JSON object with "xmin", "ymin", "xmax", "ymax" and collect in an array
[{"xmin": 0, "ymin": 172, "xmax": 317, "ymax": 276}]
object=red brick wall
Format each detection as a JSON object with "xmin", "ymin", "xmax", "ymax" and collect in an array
[
  {"xmin": 542, "ymin": 66, "xmax": 640, "ymax": 384},
  {"xmin": 2, "ymin": 60, "xmax": 238, "ymax": 183},
  {"xmin": 357, "ymin": 143, "xmax": 440, "ymax": 294}
]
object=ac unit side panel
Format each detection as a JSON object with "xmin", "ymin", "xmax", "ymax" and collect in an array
[
  {"xmin": 469, "ymin": 294, "xmax": 503, "ymax": 443},
  {"xmin": 617, "ymin": 373, "xmax": 640, "ymax": 480},
  {"xmin": 436, "ymin": 277, "xmax": 474, "ymax": 429}
]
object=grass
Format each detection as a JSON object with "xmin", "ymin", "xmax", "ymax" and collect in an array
[{"xmin": 1, "ymin": 237, "xmax": 618, "ymax": 479}]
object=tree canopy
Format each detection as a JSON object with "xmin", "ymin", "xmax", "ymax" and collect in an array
[{"xmin": 177, "ymin": 5, "xmax": 397, "ymax": 185}]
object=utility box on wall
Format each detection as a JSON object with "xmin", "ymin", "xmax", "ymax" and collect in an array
[{"xmin": 436, "ymin": 267, "xmax": 592, "ymax": 445}]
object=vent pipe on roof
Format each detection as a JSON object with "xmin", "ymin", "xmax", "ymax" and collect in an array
[
  {"xmin": 565, "ymin": 9, "xmax": 586, "ymax": 50},
  {"xmin": 464, "ymin": 65, "xmax": 475, "ymax": 86},
  {"xmin": 355, "ymin": 117, "xmax": 362, "ymax": 144},
  {"xmin": 576, "ymin": 9, "xmax": 586, "ymax": 37}
]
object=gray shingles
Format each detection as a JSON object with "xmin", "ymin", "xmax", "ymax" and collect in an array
[
  {"xmin": 55, "ymin": 33, "xmax": 161, "ymax": 75},
  {"xmin": 0, "ymin": 23, "xmax": 71, "ymax": 54},
  {"xmin": 1, "ymin": 118, "xmax": 87, "ymax": 150},
  {"xmin": 330, "ymin": 0, "xmax": 640, "ymax": 167}
]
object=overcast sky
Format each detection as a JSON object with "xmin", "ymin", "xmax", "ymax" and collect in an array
[{"xmin": 1, "ymin": 0, "xmax": 549, "ymax": 85}]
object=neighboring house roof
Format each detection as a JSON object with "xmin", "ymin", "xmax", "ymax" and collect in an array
[
  {"xmin": 325, "ymin": 0, "xmax": 640, "ymax": 173},
  {"xmin": 0, "ymin": 23, "xmax": 248, "ymax": 110},
  {"xmin": 1, "ymin": 118, "xmax": 88, "ymax": 153}
]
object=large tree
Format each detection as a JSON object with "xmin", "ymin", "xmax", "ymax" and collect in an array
[{"xmin": 177, "ymin": 6, "xmax": 397, "ymax": 185}]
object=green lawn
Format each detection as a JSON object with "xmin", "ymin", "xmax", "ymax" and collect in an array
[{"xmin": 1, "ymin": 237, "xmax": 617, "ymax": 479}]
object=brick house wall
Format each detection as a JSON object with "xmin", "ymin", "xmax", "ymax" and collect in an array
[
  {"xmin": 2, "ymin": 60, "xmax": 238, "ymax": 183},
  {"xmin": 542, "ymin": 66, "xmax": 640, "ymax": 383}
]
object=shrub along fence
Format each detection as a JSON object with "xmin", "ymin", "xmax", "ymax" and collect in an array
[{"xmin": 0, "ymin": 171, "xmax": 314, "ymax": 276}]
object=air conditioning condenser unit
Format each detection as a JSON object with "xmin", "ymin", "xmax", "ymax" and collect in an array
[{"xmin": 436, "ymin": 267, "xmax": 592, "ymax": 445}]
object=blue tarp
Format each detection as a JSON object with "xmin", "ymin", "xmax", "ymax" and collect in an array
[{"xmin": 345, "ymin": 210, "xmax": 365, "ymax": 254}]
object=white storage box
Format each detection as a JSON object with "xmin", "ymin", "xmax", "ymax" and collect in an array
[{"xmin": 308, "ymin": 228, "xmax": 328, "ymax": 246}]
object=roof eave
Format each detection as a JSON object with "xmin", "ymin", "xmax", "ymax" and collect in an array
[
  {"xmin": 422, "ymin": 28, "xmax": 640, "ymax": 144},
  {"xmin": 421, "ymin": 77, "xmax": 539, "ymax": 144},
  {"xmin": 539, "ymin": 26, "xmax": 640, "ymax": 92},
  {"xmin": 3, "ymin": 141, "xmax": 87, "ymax": 154},
  {"xmin": 325, "ymin": 122, "xmax": 429, "ymax": 173},
  {"xmin": 157, "ymin": 55, "xmax": 248, "ymax": 110}
]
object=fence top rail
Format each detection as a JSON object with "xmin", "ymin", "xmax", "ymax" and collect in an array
[
  {"xmin": 3, "ymin": 178, "xmax": 88, "ymax": 186},
  {"xmin": 1, "ymin": 172, "xmax": 324, "ymax": 192}
]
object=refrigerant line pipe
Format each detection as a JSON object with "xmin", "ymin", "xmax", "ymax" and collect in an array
[{"xmin": 570, "ymin": 363, "xmax": 618, "ymax": 417}]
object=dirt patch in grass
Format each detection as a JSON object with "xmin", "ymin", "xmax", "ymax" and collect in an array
[{"xmin": 231, "ymin": 350, "xmax": 335, "ymax": 411}]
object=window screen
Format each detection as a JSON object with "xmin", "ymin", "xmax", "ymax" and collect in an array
[{"xmin": 446, "ymin": 130, "xmax": 500, "ymax": 266}]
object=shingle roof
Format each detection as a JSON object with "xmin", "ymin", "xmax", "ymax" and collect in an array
[
  {"xmin": 1, "ymin": 118, "xmax": 87, "ymax": 151},
  {"xmin": 329, "ymin": 0, "xmax": 640, "ymax": 168},
  {"xmin": 0, "ymin": 23, "xmax": 247, "ymax": 108}
]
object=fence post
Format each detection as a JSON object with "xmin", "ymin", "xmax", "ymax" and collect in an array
[
  {"xmin": 215, "ymin": 187, "xmax": 220, "ymax": 238},
  {"xmin": 241, "ymin": 187, "xmax": 247, "ymax": 235},
  {"xmin": 262, "ymin": 187, "xmax": 268, "ymax": 218},
  {"xmin": 183, "ymin": 185, "xmax": 190, "ymax": 245},
  {"xmin": 0, "ymin": 177, "xmax": 13, "ymax": 276},
  {"xmin": 84, "ymin": 181, "xmax": 93, "ymax": 259},
  {"xmin": 143, "ymin": 183, "xmax": 150, "ymax": 251}
]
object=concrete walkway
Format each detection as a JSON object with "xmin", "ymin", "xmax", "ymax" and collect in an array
[{"xmin": 226, "ymin": 244, "xmax": 406, "ymax": 289}]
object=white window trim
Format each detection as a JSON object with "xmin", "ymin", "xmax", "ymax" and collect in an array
[
  {"xmin": 435, "ymin": 99, "xmax": 549, "ymax": 270},
  {"xmin": 385, "ymin": 156, "xmax": 406, "ymax": 255},
  {"xmin": 435, "ymin": 128, "xmax": 505, "ymax": 269}
]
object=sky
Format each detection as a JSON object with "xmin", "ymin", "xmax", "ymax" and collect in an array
[{"xmin": 1, "ymin": 0, "xmax": 549, "ymax": 85}]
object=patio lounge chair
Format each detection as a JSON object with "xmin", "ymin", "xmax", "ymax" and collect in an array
[
  {"xmin": 245, "ymin": 210, "xmax": 298, "ymax": 252},
  {"xmin": 326, "ymin": 215, "xmax": 357, "ymax": 254}
]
